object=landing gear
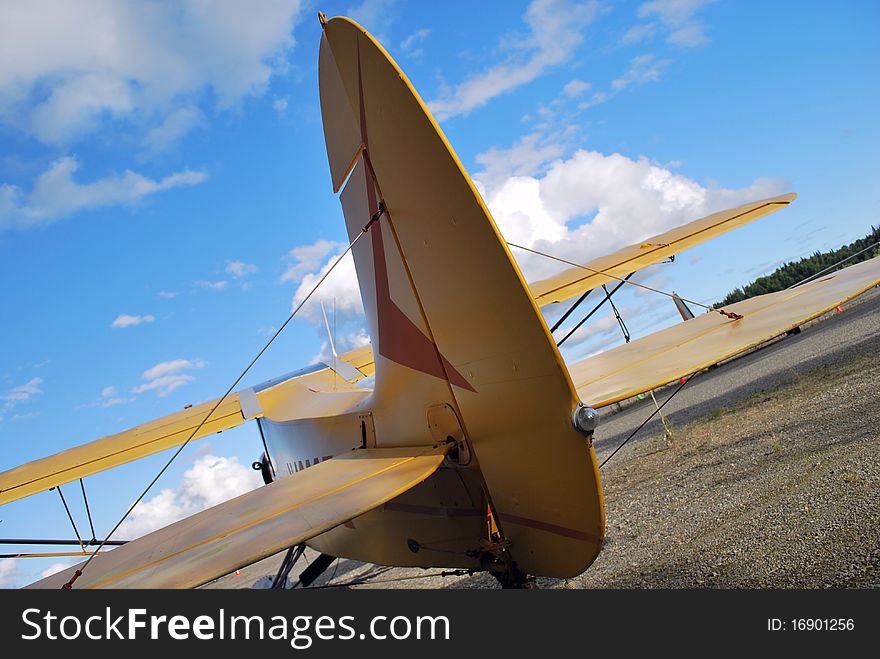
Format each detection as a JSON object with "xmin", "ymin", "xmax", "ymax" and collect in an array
[{"xmin": 478, "ymin": 541, "xmax": 535, "ymax": 589}]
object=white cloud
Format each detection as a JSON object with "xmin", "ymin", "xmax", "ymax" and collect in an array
[
  {"xmin": 400, "ymin": 28, "xmax": 430, "ymax": 58},
  {"xmin": 133, "ymin": 358, "xmax": 205, "ymax": 397},
  {"xmin": 281, "ymin": 239, "xmax": 346, "ymax": 284},
  {"xmin": 571, "ymin": 54, "xmax": 670, "ymax": 112},
  {"xmin": 622, "ymin": 22, "xmax": 657, "ymax": 45},
  {"xmin": 0, "ymin": 559, "xmax": 20, "ymax": 588},
  {"xmin": 111, "ymin": 313, "xmax": 155, "ymax": 329},
  {"xmin": 428, "ymin": 0, "xmax": 600, "ymax": 120},
  {"xmin": 225, "ymin": 260, "xmax": 258, "ymax": 278},
  {"xmin": 142, "ymin": 359, "xmax": 203, "ymax": 381},
  {"xmin": 636, "ymin": 0, "xmax": 713, "ymax": 48},
  {"xmin": 280, "ymin": 238, "xmax": 367, "ymax": 355},
  {"xmin": 612, "ymin": 54, "xmax": 672, "ymax": 90},
  {"xmin": 0, "ymin": 157, "xmax": 207, "ymax": 230},
  {"xmin": 196, "ymin": 279, "xmax": 228, "ymax": 291},
  {"xmin": 563, "ymin": 79, "xmax": 591, "ymax": 98},
  {"xmin": 473, "ymin": 144, "xmax": 786, "ymax": 286},
  {"xmin": 158, "ymin": 291, "xmax": 179, "ymax": 299},
  {"xmin": 291, "ymin": 248, "xmax": 364, "ymax": 329},
  {"xmin": 348, "ymin": 0, "xmax": 397, "ymax": 41},
  {"xmin": 0, "ymin": 0, "xmax": 305, "ymax": 146},
  {"xmin": 474, "ymin": 131, "xmax": 566, "ymax": 191},
  {"xmin": 98, "ymin": 384, "xmax": 131, "ymax": 408},
  {"xmin": 579, "ymin": 90, "xmax": 609, "ymax": 109},
  {"xmin": 119, "ymin": 454, "xmax": 261, "ymax": 538},
  {"xmin": 2, "ymin": 377, "xmax": 43, "ymax": 410},
  {"xmin": 142, "ymin": 105, "xmax": 203, "ymax": 155},
  {"xmin": 272, "ymin": 97, "xmax": 289, "ymax": 116}
]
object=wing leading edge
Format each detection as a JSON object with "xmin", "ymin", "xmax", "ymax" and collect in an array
[
  {"xmin": 0, "ymin": 346, "xmax": 373, "ymax": 507},
  {"xmin": 28, "ymin": 445, "xmax": 447, "ymax": 589},
  {"xmin": 529, "ymin": 193, "xmax": 797, "ymax": 307}
]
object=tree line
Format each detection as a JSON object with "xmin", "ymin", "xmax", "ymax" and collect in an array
[{"xmin": 714, "ymin": 225, "xmax": 880, "ymax": 308}]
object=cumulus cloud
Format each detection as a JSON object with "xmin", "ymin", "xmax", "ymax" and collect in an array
[
  {"xmin": 282, "ymin": 140, "xmax": 784, "ymax": 357},
  {"xmin": 281, "ymin": 239, "xmax": 346, "ymax": 284},
  {"xmin": 133, "ymin": 358, "xmax": 205, "ymax": 397},
  {"xmin": 225, "ymin": 260, "xmax": 258, "ymax": 278},
  {"xmin": 0, "ymin": 157, "xmax": 207, "ymax": 230},
  {"xmin": 280, "ymin": 239, "xmax": 367, "ymax": 358},
  {"xmin": 111, "ymin": 313, "xmax": 155, "ymax": 329},
  {"xmin": 475, "ymin": 146, "xmax": 786, "ymax": 284},
  {"xmin": 291, "ymin": 249, "xmax": 365, "ymax": 335},
  {"xmin": 428, "ymin": 0, "xmax": 600, "ymax": 120},
  {"xmin": 0, "ymin": 0, "xmax": 305, "ymax": 146},
  {"xmin": 474, "ymin": 132, "xmax": 566, "ymax": 191},
  {"xmin": 119, "ymin": 454, "xmax": 262, "ymax": 538}
]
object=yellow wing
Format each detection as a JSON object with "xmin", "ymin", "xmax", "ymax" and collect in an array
[
  {"xmin": 569, "ymin": 255, "xmax": 880, "ymax": 408},
  {"xmin": 529, "ymin": 193, "xmax": 797, "ymax": 307},
  {"xmin": 28, "ymin": 445, "xmax": 447, "ymax": 589},
  {"xmin": 0, "ymin": 356, "xmax": 372, "ymax": 506}
]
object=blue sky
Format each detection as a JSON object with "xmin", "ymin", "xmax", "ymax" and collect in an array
[{"xmin": 1, "ymin": 0, "xmax": 877, "ymax": 587}]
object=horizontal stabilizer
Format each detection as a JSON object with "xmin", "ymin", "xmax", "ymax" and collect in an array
[
  {"xmin": 28, "ymin": 445, "xmax": 447, "ymax": 589},
  {"xmin": 570, "ymin": 255, "xmax": 880, "ymax": 407}
]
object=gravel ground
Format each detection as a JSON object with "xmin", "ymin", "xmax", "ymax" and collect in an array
[{"xmin": 211, "ymin": 287, "xmax": 880, "ymax": 590}]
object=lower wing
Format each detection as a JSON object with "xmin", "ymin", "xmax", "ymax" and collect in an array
[
  {"xmin": 568, "ymin": 255, "xmax": 880, "ymax": 407},
  {"xmin": 28, "ymin": 445, "xmax": 447, "ymax": 589}
]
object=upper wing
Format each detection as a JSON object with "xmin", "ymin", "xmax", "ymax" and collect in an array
[
  {"xmin": 28, "ymin": 445, "xmax": 447, "ymax": 589},
  {"xmin": 569, "ymin": 255, "xmax": 880, "ymax": 408},
  {"xmin": 529, "ymin": 193, "xmax": 797, "ymax": 307},
  {"xmin": 0, "ymin": 355, "xmax": 372, "ymax": 506}
]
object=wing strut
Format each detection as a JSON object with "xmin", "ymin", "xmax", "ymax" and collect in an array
[
  {"xmin": 557, "ymin": 273, "xmax": 634, "ymax": 347},
  {"xmin": 271, "ymin": 544, "xmax": 306, "ymax": 589},
  {"xmin": 511, "ymin": 241, "xmax": 742, "ymax": 320},
  {"xmin": 550, "ymin": 289, "xmax": 593, "ymax": 333},
  {"xmin": 54, "ymin": 485, "xmax": 86, "ymax": 554},
  {"xmin": 604, "ymin": 283, "xmax": 631, "ymax": 344}
]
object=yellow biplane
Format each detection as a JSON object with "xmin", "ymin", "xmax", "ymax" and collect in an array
[{"xmin": 4, "ymin": 15, "xmax": 879, "ymax": 589}]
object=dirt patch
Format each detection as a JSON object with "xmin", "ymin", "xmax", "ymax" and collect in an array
[{"xmin": 557, "ymin": 350, "xmax": 880, "ymax": 589}]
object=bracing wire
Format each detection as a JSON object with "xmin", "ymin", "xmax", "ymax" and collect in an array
[{"xmin": 598, "ymin": 375, "xmax": 693, "ymax": 469}]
